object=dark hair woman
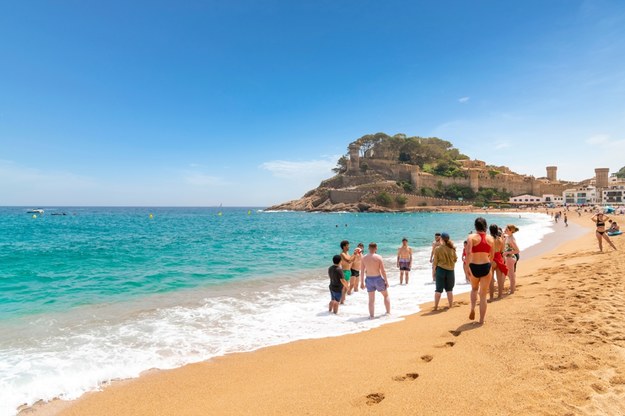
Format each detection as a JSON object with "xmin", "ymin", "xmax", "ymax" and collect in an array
[{"xmin": 466, "ymin": 217, "xmax": 495, "ymax": 324}]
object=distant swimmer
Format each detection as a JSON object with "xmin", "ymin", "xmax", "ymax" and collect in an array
[
  {"xmin": 504, "ymin": 225, "xmax": 520, "ymax": 294},
  {"xmin": 489, "ymin": 225, "xmax": 508, "ymax": 300},
  {"xmin": 396, "ymin": 238, "xmax": 413, "ymax": 285},
  {"xmin": 361, "ymin": 242, "xmax": 390, "ymax": 319},
  {"xmin": 350, "ymin": 243, "xmax": 364, "ymax": 294},
  {"xmin": 328, "ymin": 255, "xmax": 348, "ymax": 314},
  {"xmin": 466, "ymin": 217, "xmax": 495, "ymax": 324},
  {"xmin": 432, "ymin": 232, "xmax": 457, "ymax": 310},
  {"xmin": 429, "ymin": 233, "xmax": 442, "ymax": 282},
  {"xmin": 592, "ymin": 212, "xmax": 617, "ymax": 252},
  {"xmin": 339, "ymin": 240, "xmax": 354, "ymax": 304}
]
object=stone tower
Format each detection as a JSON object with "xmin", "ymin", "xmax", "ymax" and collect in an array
[
  {"xmin": 347, "ymin": 143, "xmax": 360, "ymax": 172},
  {"xmin": 546, "ymin": 166, "xmax": 557, "ymax": 182},
  {"xmin": 469, "ymin": 169, "xmax": 480, "ymax": 192},
  {"xmin": 595, "ymin": 168, "xmax": 610, "ymax": 188}
]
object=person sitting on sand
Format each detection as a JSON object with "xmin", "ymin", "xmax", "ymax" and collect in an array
[
  {"xmin": 339, "ymin": 240, "xmax": 354, "ymax": 303},
  {"xmin": 328, "ymin": 255, "xmax": 348, "ymax": 314},
  {"xmin": 360, "ymin": 242, "xmax": 390, "ymax": 319},
  {"xmin": 609, "ymin": 221, "xmax": 620, "ymax": 233},
  {"xmin": 592, "ymin": 213, "xmax": 617, "ymax": 252},
  {"xmin": 489, "ymin": 225, "xmax": 509, "ymax": 300},
  {"xmin": 466, "ymin": 217, "xmax": 495, "ymax": 324},
  {"xmin": 433, "ymin": 232, "xmax": 457, "ymax": 310},
  {"xmin": 397, "ymin": 238, "xmax": 413, "ymax": 285},
  {"xmin": 350, "ymin": 243, "xmax": 364, "ymax": 294},
  {"xmin": 503, "ymin": 225, "xmax": 520, "ymax": 294},
  {"xmin": 429, "ymin": 233, "xmax": 442, "ymax": 282}
]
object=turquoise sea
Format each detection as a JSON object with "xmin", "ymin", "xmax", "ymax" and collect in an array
[{"xmin": 0, "ymin": 207, "xmax": 553, "ymax": 415}]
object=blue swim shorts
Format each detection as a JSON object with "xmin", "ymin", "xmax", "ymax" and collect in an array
[
  {"xmin": 330, "ymin": 290, "xmax": 342, "ymax": 302},
  {"xmin": 365, "ymin": 276, "xmax": 387, "ymax": 292}
]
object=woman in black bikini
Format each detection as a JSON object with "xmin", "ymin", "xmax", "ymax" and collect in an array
[
  {"xmin": 592, "ymin": 212, "xmax": 617, "ymax": 252},
  {"xmin": 466, "ymin": 217, "xmax": 495, "ymax": 324}
]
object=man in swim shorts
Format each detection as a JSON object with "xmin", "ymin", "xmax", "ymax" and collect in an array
[
  {"xmin": 328, "ymin": 255, "xmax": 348, "ymax": 314},
  {"xmin": 339, "ymin": 240, "xmax": 353, "ymax": 304},
  {"xmin": 349, "ymin": 243, "xmax": 364, "ymax": 294},
  {"xmin": 360, "ymin": 242, "xmax": 390, "ymax": 319},
  {"xmin": 397, "ymin": 238, "xmax": 413, "ymax": 285}
]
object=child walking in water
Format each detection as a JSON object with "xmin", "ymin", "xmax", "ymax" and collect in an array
[{"xmin": 328, "ymin": 255, "xmax": 348, "ymax": 314}]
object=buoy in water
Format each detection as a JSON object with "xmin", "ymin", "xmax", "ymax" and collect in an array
[
  {"xmin": 247, "ymin": 210, "xmax": 251, "ymax": 215},
  {"xmin": 32, "ymin": 214, "xmax": 37, "ymax": 219},
  {"xmin": 149, "ymin": 213, "xmax": 154, "ymax": 219},
  {"xmin": 218, "ymin": 212, "xmax": 223, "ymax": 216}
]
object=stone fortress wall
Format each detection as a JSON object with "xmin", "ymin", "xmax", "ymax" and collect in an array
[{"xmin": 345, "ymin": 143, "xmax": 570, "ymax": 197}]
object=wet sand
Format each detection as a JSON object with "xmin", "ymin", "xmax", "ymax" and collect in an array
[{"xmin": 25, "ymin": 211, "xmax": 625, "ymax": 416}]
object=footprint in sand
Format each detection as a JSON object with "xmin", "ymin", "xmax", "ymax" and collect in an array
[
  {"xmin": 366, "ymin": 393, "xmax": 385, "ymax": 405},
  {"xmin": 449, "ymin": 330, "xmax": 462, "ymax": 337},
  {"xmin": 393, "ymin": 373, "xmax": 419, "ymax": 382},
  {"xmin": 421, "ymin": 355, "xmax": 433, "ymax": 362},
  {"xmin": 435, "ymin": 341, "xmax": 456, "ymax": 348}
]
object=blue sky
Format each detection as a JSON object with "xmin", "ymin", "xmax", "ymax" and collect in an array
[{"xmin": 1, "ymin": 0, "xmax": 624, "ymax": 206}]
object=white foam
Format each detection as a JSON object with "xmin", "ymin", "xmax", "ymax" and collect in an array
[{"xmin": 0, "ymin": 214, "xmax": 554, "ymax": 416}]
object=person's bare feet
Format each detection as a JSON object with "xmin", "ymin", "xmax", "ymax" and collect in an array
[{"xmin": 469, "ymin": 310, "xmax": 475, "ymax": 320}]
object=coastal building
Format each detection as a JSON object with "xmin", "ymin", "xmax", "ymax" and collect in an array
[
  {"xmin": 563, "ymin": 186, "xmax": 598, "ymax": 205},
  {"xmin": 508, "ymin": 194, "xmax": 564, "ymax": 205},
  {"xmin": 509, "ymin": 194, "xmax": 544, "ymax": 205}
]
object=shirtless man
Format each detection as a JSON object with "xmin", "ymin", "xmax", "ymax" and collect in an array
[
  {"xmin": 360, "ymin": 242, "xmax": 390, "ymax": 319},
  {"xmin": 429, "ymin": 233, "xmax": 442, "ymax": 281},
  {"xmin": 396, "ymin": 238, "xmax": 413, "ymax": 285},
  {"xmin": 349, "ymin": 243, "xmax": 364, "ymax": 294},
  {"xmin": 339, "ymin": 240, "xmax": 354, "ymax": 303}
]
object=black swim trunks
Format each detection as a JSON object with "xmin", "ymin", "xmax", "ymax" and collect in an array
[
  {"xmin": 469, "ymin": 263, "xmax": 491, "ymax": 278},
  {"xmin": 350, "ymin": 269, "xmax": 360, "ymax": 277}
]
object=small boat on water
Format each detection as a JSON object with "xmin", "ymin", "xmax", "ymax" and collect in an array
[{"xmin": 26, "ymin": 209, "xmax": 45, "ymax": 214}]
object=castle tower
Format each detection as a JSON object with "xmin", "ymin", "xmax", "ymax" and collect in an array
[
  {"xmin": 469, "ymin": 169, "xmax": 479, "ymax": 192},
  {"xmin": 347, "ymin": 143, "xmax": 360, "ymax": 172},
  {"xmin": 595, "ymin": 168, "xmax": 610, "ymax": 188},
  {"xmin": 546, "ymin": 166, "xmax": 557, "ymax": 182}
]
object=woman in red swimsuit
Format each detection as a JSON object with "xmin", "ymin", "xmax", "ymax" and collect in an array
[
  {"xmin": 489, "ymin": 224, "xmax": 508, "ymax": 300},
  {"xmin": 466, "ymin": 217, "xmax": 495, "ymax": 324}
]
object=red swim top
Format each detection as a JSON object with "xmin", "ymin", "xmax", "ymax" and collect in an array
[{"xmin": 471, "ymin": 232, "xmax": 492, "ymax": 254}]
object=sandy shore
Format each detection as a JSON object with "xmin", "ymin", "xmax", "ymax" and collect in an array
[{"xmin": 25, "ymin": 211, "xmax": 625, "ymax": 416}]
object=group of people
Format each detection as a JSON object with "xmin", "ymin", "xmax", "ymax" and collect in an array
[{"xmin": 327, "ymin": 217, "xmax": 522, "ymax": 324}]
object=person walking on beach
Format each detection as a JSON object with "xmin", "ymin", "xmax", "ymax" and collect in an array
[
  {"xmin": 360, "ymin": 243, "xmax": 390, "ymax": 319},
  {"xmin": 430, "ymin": 233, "xmax": 442, "ymax": 281},
  {"xmin": 466, "ymin": 217, "xmax": 495, "ymax": 324},
  {"xmin": 489, "ymin": 225, "xmax": 509, "ymax": 300},
  {"xmin": 462, "ymin": 240, "xmax": 470, "ymax": 283},
  {"xmin": 339, "ymin": 240, "xmax": 353, "ymax": 303},
  {"xmin": 397, "ymin": 238, "xmax": 413, "ymax": 285},
  {"xmin": 592, "ymin": 212, "xmax": 618, "ymax": 252},
  {"xmin": 328, "ymin": 255, "xmax": 348, "ymax": 314},
  {"xmin": 349, "ymin": 243, "xmax": 364, "ymax": 294},
  {"xmin": 564, "ymin": 213, "xmax": 568, "ymax": 227},
  {"xmin": 504, "ymin": 225, "xmax": 520, "ymax": 294},
  {"xmin": 433, "ymin": 232, "xmax": 457, "ymax": 310}
]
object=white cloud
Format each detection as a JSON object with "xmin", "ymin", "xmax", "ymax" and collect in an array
[
  {"xmin": 494, "ymin": 141, "xmax": 511, "ymax": 150},
  {"xmin": 586, "ymin": 134, "xmax": 610, "ymax": 145},
  {"xmin": 259, "ymin": 156, "xmax": 338, "ymax": 179},
  {"xmin": 458, "ymin": 96, "xmax": 470, "ymax": 103},
  {"xmin": 184, "ymin": 173, "xmax": 227, "ymax": 187}
]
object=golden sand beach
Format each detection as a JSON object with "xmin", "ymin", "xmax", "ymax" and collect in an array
[{"xmin": 28, "ymin": 212, "xmax": 625, "ymax": 416}]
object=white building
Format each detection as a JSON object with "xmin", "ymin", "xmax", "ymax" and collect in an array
[
  {"xmin": 508, "ymin": 194, "xmax": 563, "ymax": 205},
  {"xmin": 602, "ymin": 183, "xmax": 625, "ymax": 204},
  {"xmin": 563, "ymin": 186, "xmax": 598, "ymax": 205}
]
